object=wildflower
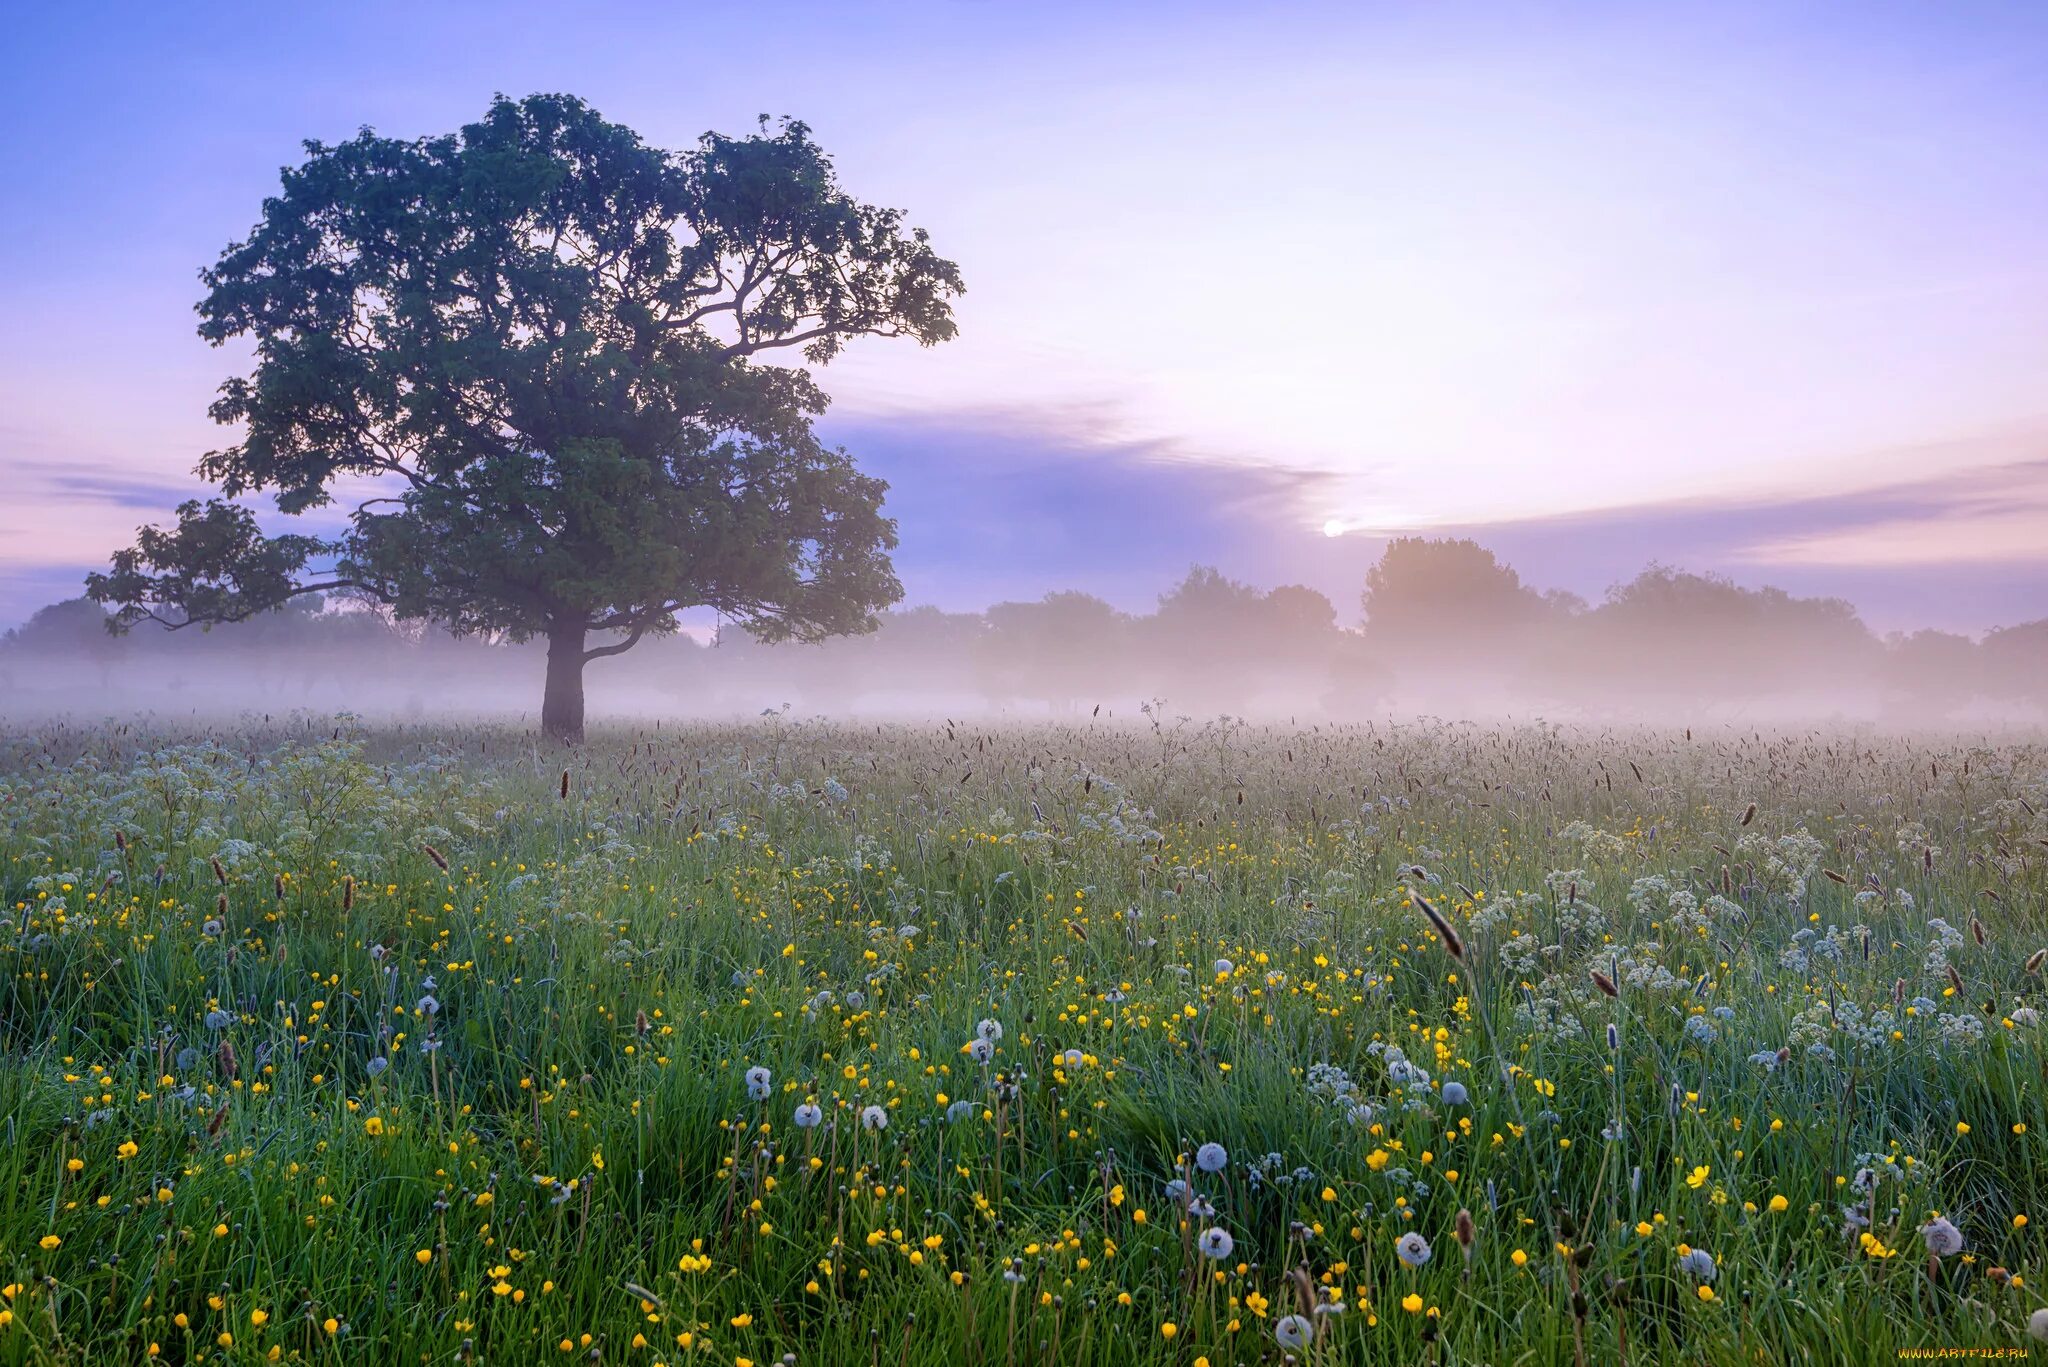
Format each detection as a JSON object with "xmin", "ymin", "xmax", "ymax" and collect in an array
[
  {"xmin": 1679, "ymin": 1247, "xmax": 1717, "ymax": 1282},
  {"xmin": 366, "ymin": 1056, "xmax": 389, "ymax": 1077},
  {"xmin": 794, "ymin": 1102, "xmax": 823, "ymax": 1128},
  {"xmin": 1195, "ymin": 1142, "xmax": 1228, "ymax": 1174},
  {"xmin": 2029, "ymin": 1307, "xmax": 2048, "ymax": 1342},
  {"xmin": 1401, "ymin": 1293, "xmax": 1424, "ymax": 1314},
  {"xmin": 976, "ymin": 1018, "xmax": 1003, "ymax": 1043},
  {"xmin": 206, "ymin": 1009, "xmax": 233, "ymax": 1030},
  {"xmin": 1440, "ymin": 1081, "xmax": 1468, "ymax": 1106},
  {"xmin": 966, "ymin": 1038, "xmax": 994, "ymax": 1064},
  {"xmin": 1159, "ymin": 1322, "xmax": 1177, "ymax": 1340},
  {"xmin": 1198, "ymin": 1227, "xmax": 1234, "ymax": 1260},
  {"xmin": 1920, "ymin": 1216, "xmax": 1963, "ymax": 1258},
  {"xmin": 860, "ymin": 1104, "xmax": 888, "ymax": 1131},
  {"xmin": 1395, "ymin": 1232, "xmax": 1432, "ymax": 1267},
  {"xmin": 1274, "ymin": 1315, "xmax": 1313, "ymax": 1350},
  {"xmin": 745, "ymin": 1066, "xmax": 772, "ymax": 1101},
  {"xmin": 1769, "ymin": 1195, "xmax": 1789, "ymax": 1213}
]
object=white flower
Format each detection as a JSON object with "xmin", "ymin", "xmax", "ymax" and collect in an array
[
  {"xmin": 1440, "ymin": 1081, "xmax": 1468, "ymax": 1106},
  {"xmin": 1274, "ymin": 1314, "xmax": 1313, "ymax": 1349},
  {"xmin": 945, "ymin": 1099, "xmax": 975, "ymax": 1124},
  {"xmin": 1679, "ymin": 1247, "xmax": 1716, "ymax": 1282},
  {"xmin": 1058, "ymin": 1048, "xmax": 1084, "ymax": 1067},
  {"xmin": 1395, "ymin": 1232, "xmax": 1432, "ymax": 1267},
  {"xmin": 793, "ymin": 1102, "xmax": 822, "ymax": 1128},
  {"xmin": 744, "ymin": 1066, "xmax": 772, "ymax": 1101},
  {"xmin": 2030, "ymin": 1306, "xmax": 2048, "ymax": 1341},
  {"xmin": 860, "ymin": 1104, "xmax": 889, "ymax": 1131},
  {"xmin": 416, "ymin": 994, "xmax": 439, "ymax": 1016},
  {"xmin": 1198, "ymin": 1227, "xmax": 1234, "ymax": 1260},
  {"xmin": 1195, "ymin": 1142, "xmax": 1228, "ymax": 1174},
  {"xmin": 1213, "ymin": 958, "xmax": 1235, "ymax": 976},
  {"xmin": 966, "ymin": 1038, "xmax": 995, "ymax": 1064},
  {"xmin": 976, "ymin": 1018, "xmax": 1003, "ymax": 1042},
  {"xmin": 1920, "ymin": 1216, "xmax": 1963, "ymax": 1257}
]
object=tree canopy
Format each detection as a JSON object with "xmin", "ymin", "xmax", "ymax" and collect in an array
[{"xmin": 88, "ymin": 93, "xmax": 962, "ymax": 740}]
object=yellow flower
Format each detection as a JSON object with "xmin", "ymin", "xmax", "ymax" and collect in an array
[
  {"xmin": 250, "ymin": 1309, "xmax": 269, "ymax": 1327},
  {"xmin": 1697, "ymin": 1286, "xmax": 1715, "ymax": 1302},
  {"xmin": 364, "ymin": 1117, "xmax": 385, "ymax": 1136},
  {"xmin": 1511, "ymin": 1248, "xmax": 1528, "ymax": 1267},
  {"xmin": 1686, "ymin": 1165, "xmax": 1711, "ymax": 1189},
  {"xmin": 416, "ymin": 1249, "xmax": 433, "ymax": 1265},
  {"xmin": 38, "ymin": 1236, "xmax": 60, "ymax": 1251},
  {"xmin": 1769, "ymin": 1195, "xmax": 1790, "ymax": 1213},
  {"xmin": 1402, "ymin": 1294, "xmax": 1424, "ymax": 1314},
  {"xmin": 1160, "ymin": 1323, "xmax": 1178, "ymax": 1340}
]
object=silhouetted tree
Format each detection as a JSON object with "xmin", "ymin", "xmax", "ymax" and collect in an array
[
  {"xmin": 1361, "ymin": 538, "xmax": 1545, "ymax": 649},
  {"xmin": 979, "ymin": 592, "xmax": 1127, "ymax": 708},
  {"xmin": 1981, "ymin": 620, "xmax": 2048, "ymax": 710},
  {"xmin": 1880, "ymin": 629, "xmax": 1979, "ymax": 716},
  {"xmin": 87, "ymin": 93, "xmax": 962, "ymax": 742}
]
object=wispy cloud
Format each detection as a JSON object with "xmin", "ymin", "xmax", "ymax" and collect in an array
[{"xmin": 11, "ymin": 458, "xmax": 200, "ymax": 511}]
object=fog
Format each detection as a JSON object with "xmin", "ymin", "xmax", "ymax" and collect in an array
[{"xmin": 5, "ymin": 538, "xmax": 2045, "ymax": 731}]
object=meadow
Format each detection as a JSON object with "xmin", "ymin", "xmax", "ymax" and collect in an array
[{"xmin": 2, "ymin": 714, "xmax": 2044, "ymax": 1365}]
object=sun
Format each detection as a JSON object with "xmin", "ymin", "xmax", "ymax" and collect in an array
[{"xmin": 1321, "ymin": 518, "xmax": 1346, "ymax": 538}]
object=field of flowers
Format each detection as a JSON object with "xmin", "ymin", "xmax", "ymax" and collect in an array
[{"xmin": 2, "ymin": 715, "xmax": 2045, "ymax": 1365}]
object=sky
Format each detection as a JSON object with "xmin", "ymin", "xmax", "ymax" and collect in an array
[{"xmin": 4, "ymin": 0, "xmax": 2047, "ymax": 634}]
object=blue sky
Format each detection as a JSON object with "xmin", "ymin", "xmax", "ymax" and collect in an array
[{"xmin": 4, "ymin": 0, "xmax": 2047, "ymax": 633}]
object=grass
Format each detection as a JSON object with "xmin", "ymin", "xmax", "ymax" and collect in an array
[{"xmin": 1, "ymin": 714, "xmax": 2044, "ymax": 1365}]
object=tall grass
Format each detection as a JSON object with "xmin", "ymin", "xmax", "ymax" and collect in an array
[{"xmin": 0, "ymin": 716, "xmax": 2043, "ymax": 1364}]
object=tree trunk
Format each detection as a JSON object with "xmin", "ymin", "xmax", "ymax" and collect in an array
[{"xmin": 541, "ymin": 621, "xmax": 587, "ymax": 744}]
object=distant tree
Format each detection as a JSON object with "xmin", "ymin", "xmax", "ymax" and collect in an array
[
  {"xmin": 87, "ymin": 93, "xmax": 962, "ymax": 742},
  {"xmin": 1262, "ymin": 583, "xmax": 1338, "ymax": 638},
  {"xmin": 3, "ymin": 596, "xmax": 123, "ymax": 686},
  {"xmin": 1980, "ymin": 620, "xmax": 2048, "ymax": 709},
  {"xmin": 1361, "ymin": 538, "xmax": 1545, "ymax": 651},
  {"xmin": 1880, "ymin": 629, "xmax": 1979, "ymax": 716},
  {"xmin": 3, "ymin": 597, "xmax": 115, "ymax": 654},
  {"xmin": 979, "ymin": 592, "xmax": 1127, "ymax": 708},
  {"xmin": 1584, "ymin": 566, "xmax": 1875, "ymax": 701}
]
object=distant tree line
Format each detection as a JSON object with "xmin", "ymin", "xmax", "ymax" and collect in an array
[{"xmin": 7, "ymin": 537, "xmax": 2045, "ymax": 719}]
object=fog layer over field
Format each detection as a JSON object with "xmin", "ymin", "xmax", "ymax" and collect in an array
[{"xmin": 5, "ymin": 544, "xmax": 2047, "ymax": 729}]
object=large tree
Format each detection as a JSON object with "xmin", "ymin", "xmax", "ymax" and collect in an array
[{"xmin": 88, "ymin": 93, "xmax": 962, "ymax": 741}]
